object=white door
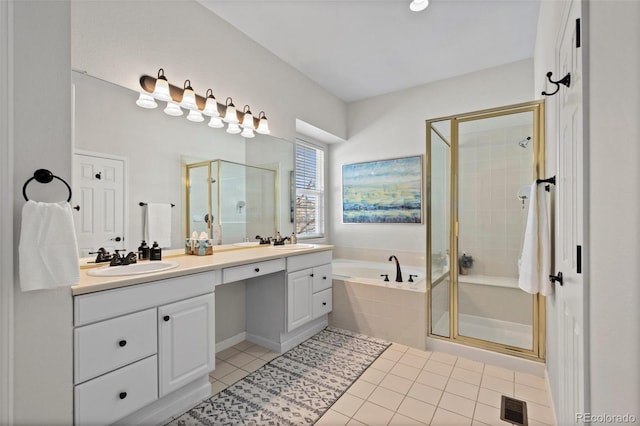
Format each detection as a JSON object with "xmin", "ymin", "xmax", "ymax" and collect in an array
[
  {"xmin": 287, "ymin": 269, "xmax": 313, "ymax": 332},
  {"xmin": 158, "ymin": 293, "xmax": 215, "ymax": 398},
  {"xmin": 554, "ymin": 0, "xmax": 586, "ymax": 423},
  {"xmin": 72, "ymin": 153, "xmax": 125, "ymax": 257}
]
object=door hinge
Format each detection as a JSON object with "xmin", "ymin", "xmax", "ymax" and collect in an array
[
  {"xmin": 577, "ymin": 245, "xmax": 582, "ymax": 273},
  {"xmin": 576, "ymin": 18, "xmax": 581, "ymax": 48}
]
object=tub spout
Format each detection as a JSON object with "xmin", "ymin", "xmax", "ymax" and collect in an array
[{"xmin": 388, "ymin": 255, "xmax": 403, "ymax": 282}]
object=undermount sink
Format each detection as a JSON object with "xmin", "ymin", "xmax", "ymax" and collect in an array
[
  {"xmin": 269, "ymin": 243, "xmax": 316, "ymax": 250},
  {"xmin": 87, "ymin": 260, "xmax": 179, "ymax": 277}
]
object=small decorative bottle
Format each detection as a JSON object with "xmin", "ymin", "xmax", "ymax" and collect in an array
[{"xmin": 150, "ymin": 241, "xmax": 162, "ymax": 261}]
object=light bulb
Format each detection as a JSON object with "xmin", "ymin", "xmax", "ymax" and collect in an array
[
  {"xmin": 203, "ymin": 89, "xmax": 220, "ymax": 117},
  {"xmin": 409, "ymin": 0, "xmax": 429, "ymax": 12},
  {"xmin": 136, "ymin": 92, "xmax": 157, "ymax": 109},
  {"xmin": 186, "ymin": 109, "xmax": 204, "ymax": 122},
  {"xmin": 223, "ymin": 97, "xmax": 238, "ymax": 123},
  {"xmin": 164, "ymin": 101, "xmax": 183, "ymax": 117},
  {"xmin": 152, "ymin": 69, "xmax": 171, "ymax": 102},
  {"xmin": 226, "ymin": 122, "xmax": 241, "ymax": 134},
  {"xmin": 180, "ymin": 80, "xmax": 198, "ymax": 110},
  {"xmin": 241, "ymin": 128, "xmax": 255, "ymax": 138},
  {"xmin": 256, "ymin": 111, "xmax": 270, "ymax": 135},
  {"xmin": 208, "ymin": 116, "xmax": 224, "ymax": 128}
]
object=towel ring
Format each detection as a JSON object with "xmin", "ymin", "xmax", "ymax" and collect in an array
[{"xmin": 22, "ymin": 169, "xmax": 72, "ymax": 202}]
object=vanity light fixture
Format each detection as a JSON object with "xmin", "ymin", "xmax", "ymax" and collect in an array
[
  {"xmin": 409, "ymin": 0, "xmax": 429, "ymax": 12},
  {"xmin": 256, "ymin": 111, "xmax": 270, "ymax": 135},
  {"xmin": 135, "ymin": 68, "xmax": 270, "ymax": 138}
]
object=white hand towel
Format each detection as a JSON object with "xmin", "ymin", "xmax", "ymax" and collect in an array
[
  {"xmin": 144, "ymin": 203, "xmax": 172, "ymax": 248},
  {"xmin": 18, "ymin": 201, "xmax": 80, "ymax": 291},
  {"xmin": 518, "ymin": 182, "xmax": 552, "ymax": 295}
]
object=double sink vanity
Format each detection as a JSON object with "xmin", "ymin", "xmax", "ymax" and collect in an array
[{"xmin": 72, "ymin": 244, "xmax": 333, "ymax": 425}]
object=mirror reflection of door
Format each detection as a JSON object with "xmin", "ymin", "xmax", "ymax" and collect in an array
[{"xmin": 72, "ymin": 152, "xmax": 126, "ymax": 257}]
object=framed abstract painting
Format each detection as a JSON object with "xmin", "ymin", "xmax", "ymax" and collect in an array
[{"xmin": 342, "ymin": 155, "xmax": 423, "ymax": 224}]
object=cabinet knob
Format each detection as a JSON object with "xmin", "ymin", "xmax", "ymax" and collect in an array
[
  {"xmin": 119, "ymin": 392, "xmax": 127, "ymax": 400},
  {"xmin": 254, "ymin": 267, "xmax": 260, "ymax": 272},
  {"xmin": 118, "ymin": 340, "xmax": 127, "ymax": 347},
  {"xmin": 322, "ymin": 302, "xmax": 327, "ymax": 306},
  {"xmin": 322, "ymin": 276, "xmax": 327, "ymax": 280},
  {"xmin": 310, "ymin": 273, "xmax": 314, "ymax": 277},
  {"xmin": 163, "ymin": 315, "xmax": 170, "ymax": 322}
]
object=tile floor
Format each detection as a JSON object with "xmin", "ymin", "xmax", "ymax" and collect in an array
[{"xmin": 208, "ymin": 340, "xmax": 556, "ymax": 426}]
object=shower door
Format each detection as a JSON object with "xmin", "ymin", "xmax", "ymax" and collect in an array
[{"xmin": 427, "ymin": 101, "xmax": 546, "ymax": 360}]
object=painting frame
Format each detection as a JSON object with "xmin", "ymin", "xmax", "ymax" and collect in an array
[{"xmin": 342, "ymin": 155, "xmax": 423, "ymax": 224}]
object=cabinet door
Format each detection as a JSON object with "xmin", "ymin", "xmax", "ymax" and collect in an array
[
  {"xmin": 287, "ymin": 269, "xmax": 313, "ymax": 332},
  {"xmin": 158, "ymin": 293, "xmax": 215, "ymax": 397}
]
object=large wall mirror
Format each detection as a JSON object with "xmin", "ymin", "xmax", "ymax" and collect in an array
[{"xmin": 71, "ymin": 71, "xmax": 294, "ymax": 256}]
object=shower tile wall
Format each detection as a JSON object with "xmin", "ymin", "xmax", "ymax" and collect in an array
[{"xmin": 458, "ymin": 125, "xmax": 532, "ymax": 278}]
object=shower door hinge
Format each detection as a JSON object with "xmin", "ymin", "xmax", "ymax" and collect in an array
[{"xmin": 576, "ymin": 18, "xmax": 581, "ymax": 48}]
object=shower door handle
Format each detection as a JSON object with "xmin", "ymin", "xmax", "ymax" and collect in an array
[{"xmin": 549, "ymin": 272, "xmax": 563, "ymax": 286}]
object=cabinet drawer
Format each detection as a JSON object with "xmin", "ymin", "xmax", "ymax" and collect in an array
[
  {"xmin": 312, "ymin": 288, "xmax": 333, "ymax": 318},
  {"xmin": 74, "ymin": 355, "xmax": 158, "ymax": 426},
  {"xmin": 223, "ymin": 258, "xmax": 285, "ymax": 283},
  {"xmin": 74, "ymin": 308, "xmax": 157, "ymax": 384},
  {"xmin": 287, "ymin": 250, "xmax": 332, "ymax": 272},
  {"xmin": 312, "ymin": 264, "xmax": 332, "ymax": 293}
]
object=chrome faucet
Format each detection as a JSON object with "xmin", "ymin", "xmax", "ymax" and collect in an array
[{"xmin": 388, "ymin": 255, "xmax": 403, "ymax": 282}]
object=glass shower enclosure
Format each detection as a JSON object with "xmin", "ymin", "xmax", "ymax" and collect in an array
[
  {"xmin": 427, "ymin": 101, "xmax": 546, "ymax": 360},
  {"xmin": 186, "ymin": 160, "xmax": 277, "ymax": 244}
]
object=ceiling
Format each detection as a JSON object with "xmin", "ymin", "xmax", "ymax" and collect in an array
[{"xmin": 197, "ymin": 0, "xmax": 541, "ymax": 103}]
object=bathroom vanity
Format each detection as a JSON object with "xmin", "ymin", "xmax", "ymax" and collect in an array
[{"xmin": 71, "ymin": 244, "xmax": 332, "ymax": 425}]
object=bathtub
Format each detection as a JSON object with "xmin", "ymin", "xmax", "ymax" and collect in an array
[
  {"xmin": 331, "ymin": 259, "xmax": 427, "ymax": 292},
  {"xmin": 330, "ymin": 259, "xmax": 427, "ymax": 348}
]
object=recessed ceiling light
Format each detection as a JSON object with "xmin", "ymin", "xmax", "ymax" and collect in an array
[{"xmin": 410, "ymin": 0, "xmax": 429, "ymax": 12}]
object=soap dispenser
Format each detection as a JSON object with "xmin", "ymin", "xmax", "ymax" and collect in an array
[
  {"xmin": 150, "ymin": 241, "xmax": 162, "ymax": 261},
  {"xmin": 138, "ymin": 240, "xmax": 150, "ymax": 260}
]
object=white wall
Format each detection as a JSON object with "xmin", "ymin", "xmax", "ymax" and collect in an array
[
  {"xmin": 12, "ymin": 1, "xmax": 73, "ymax": 424},
  {"xmin": 330, "ymin": 59, "xmax": 534, "ymax": 254},
  {"xmin": 586, "ymin": 0, "xmax": 640, "ymax": 416},
  {"xmin": 71, "ymin": 0, "xmax": 347, "ymax": 143}
]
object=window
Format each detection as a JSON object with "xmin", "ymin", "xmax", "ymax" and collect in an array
[{"xmin": 295, "ymin": 140, "xmax": 325, "ymax": 238}]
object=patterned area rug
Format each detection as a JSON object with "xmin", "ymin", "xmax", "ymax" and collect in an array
[{"xmin": 168, "ymin": 327, "xmax": 390, "ymax": 425}]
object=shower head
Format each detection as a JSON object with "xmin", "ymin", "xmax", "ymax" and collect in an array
[{"xmin": 518, "ymin": 136, "xmax": 531, "ymax": 148}]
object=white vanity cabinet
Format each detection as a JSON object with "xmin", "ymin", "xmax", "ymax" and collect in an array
[
  {"xmin": 246, "ymin": 249, "xmax": 332, "ymax": 353},
  {"xmin": 73, "ymin": 271, "xmax": 219, "ymax": 426},
  {"xmin": 286, "ymin": 252, "xmax": 333, "ymax": 332},
  {"xmin": 158, "ymin": 293, "xmax": 215, "ymax": 397}
]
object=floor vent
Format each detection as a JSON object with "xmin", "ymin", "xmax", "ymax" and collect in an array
[{"xmin": 500, "ymin": 395, "xmax": 528, "ymax": 425}]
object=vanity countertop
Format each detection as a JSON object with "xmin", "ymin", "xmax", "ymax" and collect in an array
[{"xmin": 72, "ymin": 244, "xmax": 333, "ymax": 296}]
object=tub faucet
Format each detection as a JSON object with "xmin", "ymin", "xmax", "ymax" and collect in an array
[{"xmin": 388, "ymin": 255, "xmax": 403, "ymax": 282}]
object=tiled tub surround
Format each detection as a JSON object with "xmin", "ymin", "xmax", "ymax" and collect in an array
[
  {"xmin": 72, "ymin": 244, "xmax": 333, "ymax": 425},
  {"xmin": 330, "ymin": 259, "xmax": 426, "ymax": 349}
]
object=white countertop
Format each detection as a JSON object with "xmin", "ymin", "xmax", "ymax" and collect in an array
[{"xmin": 73, "ymin": 244, "xmax": 333, "ymax": 296}]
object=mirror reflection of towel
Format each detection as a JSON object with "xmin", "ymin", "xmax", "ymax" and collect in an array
[
  {"xmin": 19, "ymin": 201, "xmax": 80, "ymax": 291},
  {"xmin": 144, "ymin": 203, "xmax": 172, "ymax": 248}
]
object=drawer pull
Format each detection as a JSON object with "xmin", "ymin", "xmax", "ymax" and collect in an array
[
  {"xmin": 322, "ymin": 302, "xmax": 327, "ymax": 306},
  {"xmin": 310, "ymin": 273, "xmax": 314, "ymax": 277},
  {"xmin": 254, "ymin": 267, "xmax": 260, "ymax": 272},
  {"xmin": 163, "ymin": 315, "xmax": 170, "ymax": 322},
  {"xmin": 118, "ymin": 340, "xmax": 127, "ymax": 347},
  {"xmin": 322, "ymin": 276, "xmax": 327, "ymax": 280},
  {"xmin": 119, "ymin": 392, "xmax": 127, "ymax": 400}
]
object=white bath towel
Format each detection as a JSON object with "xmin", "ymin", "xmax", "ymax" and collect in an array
[
  {"xmin": 18, "ymin": 201, "xmax": 80, "ymax": 291},
  {"xmin": 518, "ymin": 182, "xmax": 552, "ymax": 296},
  {"xmin": 144, "ymin": 203, "xmax": 172, "ymax": 248}
]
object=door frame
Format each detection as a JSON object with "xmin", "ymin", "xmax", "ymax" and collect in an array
[
  {"xmin": 0, "ymin": 0, "xmax": 14, "ymax": 423},
  {"xmin": 72, "ymin": 149, "xmax": 129, "ymax": 253},
  {"xmin": 426, "ymin": 100, "xmax": 547, "ymax": 362}
]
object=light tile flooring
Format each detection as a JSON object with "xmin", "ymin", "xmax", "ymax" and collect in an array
[{"xmin": 208, "ymin": 340, "xmax": 556, "ymax": 426}]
